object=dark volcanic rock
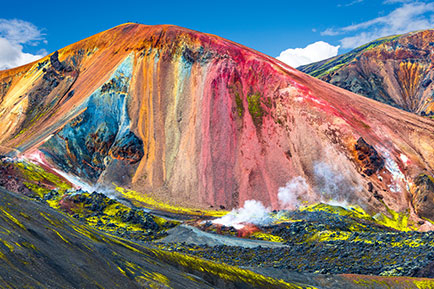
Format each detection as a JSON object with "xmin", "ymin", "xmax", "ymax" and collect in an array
[
  {"xmin": 355, "ymin": 137, "xmax": 384, "ymax": 176},
  {"xmin": 413, "ymin": 259, "xmax": 434, "ymax": 278},
  {"xmin": 412, "ymin": 174, "xmax": 434, "ymax": 220},
  {"xmin": 117, "ymin": 208, "xmax": 160, "ymax": 231},
  {"xmin": 50, "ymin": 50, "xmax": 71, "ymax": 72}
]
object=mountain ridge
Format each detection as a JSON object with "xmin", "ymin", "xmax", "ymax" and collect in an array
[{"xmin": 298, "ymin": 29, "xmax": 434, "ymax": 115}]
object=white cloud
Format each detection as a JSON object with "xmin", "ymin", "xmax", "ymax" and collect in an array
[
  {"xmin": 0, "ymin": 19, "xmax": 46, "ymax": 70},
  {"xmin": 276, "ymin": 41, "xmax": 340, "ymax": 68},
  {"xmin": 322, "ymin": 1, "xmax": 434, "ymax": 48},
  {"xmin": 338, "ymin": 0, "xmax": 364, "ymax": 7},
  {"xmin": 383, "ymin": 0, "xmax": 412, "ymax": 3},
  {"xmin": 321, "ymin": 29, "xmax": 341, "ymax": 36}
]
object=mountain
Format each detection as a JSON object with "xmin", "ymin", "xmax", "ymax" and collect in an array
[
  {"xmin": 1, "ymin": 23, "xmax": 434, "ymax": 227},
  {"xmin": 298, "ymin": 30, "xmax": 434, "ymax": 116}
]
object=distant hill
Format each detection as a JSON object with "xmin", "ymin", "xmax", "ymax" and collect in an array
[{"xmin": 299, "ymin": 30, "xmax": 434, "ymax": 116}]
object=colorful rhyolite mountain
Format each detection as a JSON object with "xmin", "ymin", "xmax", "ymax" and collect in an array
[
  {"xmin": 299, "ymin": 30, "xmax": 434, "ymax": 116},
  {"xmin": 1, "ymin": 24, "xmax": 434, "ymax": 227}
]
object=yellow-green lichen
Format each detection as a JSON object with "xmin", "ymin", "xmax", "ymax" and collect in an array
[
  {"xmin": 373, "ymin": 202, "xmax": 415, "ymax": 232},
  {"xmin": 247, "ymin": 92, "xmax": 264, "ymax": 127},
  {"xmin": 2, "ymin": 240, "xmax": 14, "ymax": 252},
  {"xmin": 301, "ymin": 203, "xmax": 416, "ymax": 232},
  {"xmin": 251, "ymin": 232, "xmax": 285, "ymax": 243},
  {"xmin": 115, "ymin": 186, "xmax": 228, "ymax": 217},
  {"xmin": 235, "ymin": 92, "xmax": 244, "ymax": 117},
  {"xmin": 16, "ymin": 162, "xmax": 70, "ymax": 191},
  {"xmin": 49, "ymin": 228, "xmax": 69, "ymax": 244},
  {"xmin": 1, "ymin": 209, "xmax": 25, "ymax": 230},
  {"xmin": 23, "ymin": 182, "xmax": 51, "ymax": 198},
  {"xmin": 150, "ymin": 248, "xmax": 313, "ymax": 289}
]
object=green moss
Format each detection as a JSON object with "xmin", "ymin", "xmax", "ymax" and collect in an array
[
  {"xmin": 19, "ymin": 212, "xmax": 30, "ymax": 219},
  {"xmin": 302, "ymin": 203, "xmax": 415, "ymax": 232},
  {"xmin": 301, "ymin": 203, "xmax": 372, "ymax": 222},
  {"xmin": 150, "ymin": 248, "xmax": 312, "ymax": 289},
  {"xmin": 23, "ymin": 182, "xmax": 51, "ymax": 198},
  {"xmin": 1, "ymin": 160, "xmax": 73, "ymax": 209},
  {"xmin": 57, "ymin": 192, "xmax": 178, "ymax": 241},
  {"xmin": 247, "ymin": 92, "xmax": 264, "ymax": 127},
  {"xmin": 50, "ymin": 228, "xmax": 69, "ymax": 244},
  {"xmin": 16, "ymin": 161, "xmax": 71, "ymax": 194},
  {"xmin": 308, "ymin": 230, "xmax": 351, "ymax": 242},
  {"xmin": 251, "ymin": 232, "xmax": 284, "ymax": 242},
  {"xmin": 117, "ymin": 266, "xmax": 127, "ymax": 276},
  {"xmin": 39, "ymin": 212, "xmax": 57, "ymax": 226},
  {"xmin": 234, "ymin": 92, "xmax": 244, "ymax": 117},
  {"xmin": 134, "ymin": 271, "xmax": 172, "ymax": 288},
  {"xmin": 301, "ymin": 34, "xmax": 402, "ymax": 78},
  {"xmin": 115, "ymin": 186, "xmax": 228, "ymax": 217},
  {"xmin": 352, "ymin": 276, "xmax": 434, "ymax": 288},
  {"xmin": 1, "ymin": 209, "xmax": 25, "ymax": 230},
  {"xmin": 20, "ymin": 241, "xmax": 36, "ymax": 250},
  {"xmin": 2, "ymin": 240, "xmax": 14, "ymax": 252},
  {"xmin": 316, "ymin": 63, "xmax": 346, "ymax": 78},
  {"xmin": 373, "ymin": 201, "xmax": 415, "ymax": 232},
  {"xmin": 414, "ymin": 280, "xmax": 434, "ymax": 289}
]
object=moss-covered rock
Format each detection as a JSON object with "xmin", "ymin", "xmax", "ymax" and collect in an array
[
  {"xmin": 59, "ymin": 191, "xmax": 177, "ymax": 241},
  {"xmin": 247, "ymin": 92, "xmax": 264, "ymax": 127}
]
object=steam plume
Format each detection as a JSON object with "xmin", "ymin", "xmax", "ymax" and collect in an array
[
  {"xmin": 313, "ymin": 161, "xmax": 361, "ymax": 205},
  {"xmin": 277, "ymin": 176, "xmax": 310, "ymax": 209},
  {"xmin": 212, "ymin": 200, "xmax": 271, "ymax": 229}
]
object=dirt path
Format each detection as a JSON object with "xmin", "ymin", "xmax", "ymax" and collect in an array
[{"xmin": 158, "ymin": 224, "xmax": 286, "ymax": 248}]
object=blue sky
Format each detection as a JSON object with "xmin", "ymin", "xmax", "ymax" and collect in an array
[{"xmin": 1, "ymin": 0, "xmax": 433, "ymax": 69}]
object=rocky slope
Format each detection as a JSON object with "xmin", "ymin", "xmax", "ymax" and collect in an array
[
  {"xmin": 0, "ymin": 185, "xmax": 310, "ymax": 289},
  {"xmin": 298, "ymin": 30, "xmax": 434, "ymax": 116},
  {"xmin": 3, "ymin": 180, "xmax": 434, "ymax": 288},
  {"xmin": 0, "ymin": 24, "xmax": 434, "ymax": 228}
]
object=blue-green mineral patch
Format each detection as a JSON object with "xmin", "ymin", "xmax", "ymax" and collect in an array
[{"xmin": 40, "ymin": 55, "xmax": 143, "ymax": 182}]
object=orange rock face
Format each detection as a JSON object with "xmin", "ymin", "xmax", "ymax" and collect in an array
[{"xmin": 0, "ymin": 24, "xmax": 434, "ymax": 224}]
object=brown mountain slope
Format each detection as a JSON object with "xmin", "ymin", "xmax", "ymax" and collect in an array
[{"xmin": 299, "ymin": 30, "xmax": 434, "ymax": 116}]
